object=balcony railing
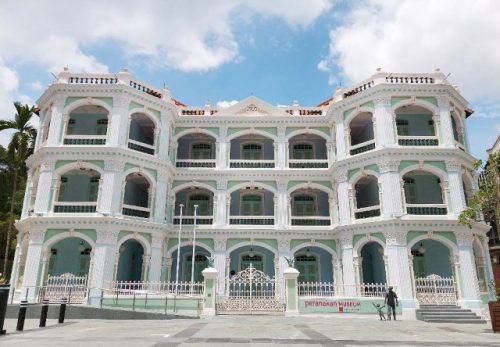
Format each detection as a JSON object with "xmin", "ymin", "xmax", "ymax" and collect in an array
[
  {"xmin": 122, "ymin": 204, "xmax": 151, "ymax": 218},
  {"xmin": 128, "ymin": 139, "xmax": 155, "ymax": 155},
  {"xmin": 69, "ymin": 76, "xmax": 118, "ymax": 84},
  {"xmin": 349, "ymin": 139, "xmax": 375, "ymax": 155},
  {"xmin": 291, "ymin": 216, "xmax": 331, "ymax": 226},
  {"xmin": 398, "ymin": 136, "xmax": 438, "ymax": 146},
  {"xmin": 288, "ymin": 159, "xmax": 328, "ymax": 169},
  {"xmin": 173, "ymin": 216, "xmax": 214, "ymax": 225},
  {"xmin": 406, "ymin": 203, "xmax": 447, "ymax": 215},
  {"xmin": 175, "ymin": 159, "xmax": 216, "ymax": 168},
  {"xmin": 229, "ymin": 216, "xmax": 274, "ymax": 225},
  {"xmin": 354, "ymin": 205, "xmax": 381, "ymax": 219},
  {"xmin": 229, "ymin": 160, "xmax": 275, "ymax": 169},
  {"xmin": 63, "ymin": 134, "xmax": 107, "ymax": 145},
  {"xmin": 53, "ymin": 201, "xmax": 97, "ymax": 213}
]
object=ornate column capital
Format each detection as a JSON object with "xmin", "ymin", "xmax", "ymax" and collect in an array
[
  {"xmin": 40, "ymin": 159, "xmax": 56, "ymax": 172},
  {"xmin": 152, "ymin": 234, "xmax": 165, "ymax": 248},
  {"xmin": 113, "ymin": 96, "xmax": 130, "ymax": 109},
  {"xmin": 384, "ymin": 230, "xmax": 407, "ymax": 246},
  {"xmin": 455, "ymin": 230, "xmax": 474, "ymax": 247},
  {"xmin": 338, "ymin": 231, "xmax": 353, "ymax": 249},
  {"xmin": 333, "ymin": 169, "xmax": 348, "ymax": 183},
  {"xmin": 379, "ymin": 160, "xmax": 400, "ymax": 173},
  {"xmin": 104, "ymin": 159, "xmax": 125, "ymax": 172},
  {"xmin": 216, "ymin": 178, "xmax": 227, "ymax": 190},
  {"xmin": 96, "ymin": 229, "xmax": 119, "ymax": 245},
  {"xmin": 375, "ymin": 96, "xmax": 391, "ymax": 106},
  {"xmin": 276, "ymin": 178, "xmax": 288, "ymax": 191},
  {"xmin": 158, "ymin": 170, "xmax": 170, "ymax": 183},
  {"xmin": 278, "ymin": 239, "xmax": 290, "ymax": 253},
  {"xmin": 29, "ymin": 228, "xmax": 46, "ymax": 243},
  {"xmin": 214, "ymin": 237, "xmax": 227, "ymax": 252},
  {"xmin": 445, "ymin": 160, "xmax": 462, "ymax": 172}
]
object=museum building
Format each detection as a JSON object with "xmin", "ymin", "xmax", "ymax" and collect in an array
[{"xmin": 9, "ymin": 68, "xmax": 495, "ymax": 317}]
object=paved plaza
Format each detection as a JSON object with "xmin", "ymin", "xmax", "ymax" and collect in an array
[{"xmin": 1, "ymin": 315, "xmax": 499, "ymax": 346}]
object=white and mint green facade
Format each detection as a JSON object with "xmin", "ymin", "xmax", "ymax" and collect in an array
[{"xmin": 10, "ymin": 68, "xmax": 494, "ymax": 317}]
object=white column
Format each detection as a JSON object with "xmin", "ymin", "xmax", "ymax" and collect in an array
[
  {"xmin": 89, "ymin": 230, "xmax": 118, "ymax": 302},
  {"xmin": 154, "ymin": 173, "xmax": 168, "ymax": 223},
  {"xmin": 339, "ymin": 232, "xmax": 356, "ymax": 296},
  {"xmin": 455, "ymin": 230, "xmax": 483, "ymax": 310},
  {"xmin": 158, "ymin": 119, "xmax": 171, "ymax": 161},
  {"xmin": 21, "ymin": 171, "xmax": 33, "ymax": 218},
  {"xmin": 437, "ymin": 96, "xmax": 455, "ymax": 148},
  {"xmin": 335, "ymin": 118, "xmax": 347, "ymax": 160},
  {"xmin": 276, "ymin": 179, "xmax": 288, "ymax": 229},
  {"xmin": 278, "ymin": 239, "xmax": 291, "ymax": 300},
  {"xmin": 374, "ymin": 97, "xmax": 396, "ymax": 147},
  {"xmin": 218, "ymin": 126, "xmax": 228, "ymax": 169},
  {"xmin": 332, "ymin": 256, "xmax": 343, "ymax": 296},
  {"xmin": 107, "ymin": 97, "xmax": 129, "ymax": 147},
  {"xmin": 276, "ymin": 126, "xmax": 286, "ymax": 169},
  {"xmin": 9, "ymin": 233, "xmax": 24, "ymax": 295},
  {"xmin": 384, "ymin": 229, "xmax": 417, "ymax": 318},
  {"xmin": 99, "ymin": 160, "xmax": 125, "ymax": 216},
  {"xmin": 46, "ymin": 97, "xmax": 65, "ymax": 146},
  {"xmin": 379, "ymin": 160, "xmax": 404, "ymax": 218},
  {"xmin": 149, "ymin": 235, "xmax": 164, "ymax": 282},
  {"xmin": 446, "ymin": 161, "xmax": 466, "ymax": 218},
  {"xmin": 214, "ymin": 238, "xmax": 227, "ymax": 295},
  {"xmin": 33, "ymin": 160, "xmax": 56, "ymax": 215},
  {"xmin": 335, "ymin": 169, "xmax": 350, "ymax": 225},
  {"xmin": 326, "ymin": 141, "xmax": 335, "ymax": 166},
  {"xmin": 215, "ymin": 180, "xmax": 227, "ymax": 227},
  {"xmin": 20, "ymin": 229, "xmax": 45, "ymax": 303}
]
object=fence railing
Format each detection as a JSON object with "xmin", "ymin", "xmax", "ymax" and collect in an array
[
  {"xmin": 175, "ymin": 159, "xmax": 216, "ymax": 168},
  {"xmin": 122, "ymin": 204, "xmax": 151, "ymax": 219},
  {"xmin": 63, "ymin": 134, "xmax": 107, "ymax": 145},
  {"xmin": 398, "ymin": 136, "xmax": 439, "ymax": 146},
  {"xmin": 298, "ymin": 282, "xmax": 391, "ymax": 298},
  {"xmin": 290, "ymin": 216, "xmax": 331, "ymax": 226},
  {"xmin": 128, "ymin": 139, "xmax": 155, "ymax": 155},
  {"xmin": 109, "ymin": 281, "xmax": 204, "ymax": 296},
  {"xmin": 53, "ymin": 201, "xmax": 97, "ymax": 213},
  {"xmin": 229, "ymin": 160, "xmax": 275, "ymax": 168},
  {"xmin": 349, "ymin": 139, "xmax": 376, "ymax": 155},
  {"xmin": 288, "ymin": 159, "xmax": 329, "ymax": 169},
  {"xmin": 229, "ymin": 216, "xmax": 275, "ymax": 225},
  {"xmin": 354, "ymin": 205, "xmax": 381, "ymax": 219},
  {"xmin": 406, "ymin": 204, "xmax": 447, "ymax": 215}
]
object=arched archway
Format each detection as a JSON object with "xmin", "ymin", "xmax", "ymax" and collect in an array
[
  {"xmin": 353, "ymin": 175, "xmax": 380, "ymax": 219},
  {"xmin": 228, "ymin": 245, "xmax": 276, "ymax": 277},
  {"xmin": 229, "ymin": 133, "xmax": 275, "ymax": 168},
  {"xmin": 46, "ymin": 237, "xmax": 93, "ymax": 277},
  {"xmin": 394, "ymin": 104, "xmax": 438, "ymax": 146},
  {"xmin": 128, "ymin": 112, "xmax": 156, "ymax": 155},
  {"xmin": 116, "ymin": 239, "xmax": 145, "ymax": 282},
  {"xmin": 229, "ymin": 186, "xmax": 275, "ymax": 226},
  {"xmin": 359, "ymin": 242, "xmax": 387, "ymax": 284},
  {"xmin": 122, "ymin": 172, "xmax": 152, "ymax": 218},
  {"xmin": 289, "ymin": 188, "xmax": 330, "ymax": 226},
  {"xmin": 169, "ymin": 245, "xmax": 211, "ymax": 282},
  {"xmin": 174, "ymin": 187, "xmax": 214, "ymax": 225},
  {"xmin": 348, "ymin": 111, "xmax": 375, "ymax": 155},
  {"xmin": 410, "ymin": 239, "xmax": 453, "ymax": 278},
  {"xmin": 293, "ymin": 246, "xmax": 333, "ymax": 283},
  {"xmin": 176, "ymin": 132, "xmax": 216, "ymax": 168},
  {"xmin": 288, "ymin": 133, "xmax": 328, "ymax": 168},
  {"xmin": 403, "ymin": 170, "xmax": 447, "ymax": 215},
  {"xmin": 64, "ymin": 104, "xmax": 109, "ymax": 145},
  {"xmin": 54, "ymin": 168, "xmax": 101, "ymax": 213}
]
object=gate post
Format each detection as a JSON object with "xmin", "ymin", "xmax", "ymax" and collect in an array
[
  {"xmin": 201, "ymin": 267, "xmax": 218, "ymax": 317},
  {"xmin": 283, "ymin": 267, "xmax": 300, "ymax": 316}
]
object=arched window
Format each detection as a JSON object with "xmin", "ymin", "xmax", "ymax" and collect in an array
[
  {"xmin": 295, "ymin": 254, "xmax": 319, "ymax": 282},
  {"xmin": 293, "ymin": 194, "xmax": 316, "ymax": 216},
  {"xmin": 241, "ymin": 194, "xmax": 263, "ymax": 215},
  {"xmin": 242, "ymin": 143, "xmax": 263, "ymax": 160},
  {"xmin": 292, "ymin": 143, "xmax": 314, "ymax": 160},
  {"xmin": 191, "ymin": 143, "xmax": 212, "ymax": 159},
  {"xmin": 241, "ymin": 253, "xmax": 263, "ymax": 271}
]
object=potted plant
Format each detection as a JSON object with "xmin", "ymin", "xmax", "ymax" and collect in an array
[{"xmin": 488, "ymin": 280, "xmax": 500, "ymax": 332}]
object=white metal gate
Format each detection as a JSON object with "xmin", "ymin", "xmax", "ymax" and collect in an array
[
  {"xmin": 415, "ymin": 274, "xmax": 457, "ymax": 305},
  {"xmin": 43, "ymin": 273, "xmax": 88, "ymax": 304},
  {"xmin": 216, "ymin": 265, "xmax": 285, "ymax": 315}
]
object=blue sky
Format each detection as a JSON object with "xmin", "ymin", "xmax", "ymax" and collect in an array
[{"xmin": 0, "ymin": 0, "xmax": 498, "ymax": 160}]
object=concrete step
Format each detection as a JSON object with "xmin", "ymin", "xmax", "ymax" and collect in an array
[
  {"xmin": 423, "ymin": 318, "xmax": 487, "ymax": 324},
  {"xmin": 419, "ymin": 312, "xmax": 478, "ymax": 317},
  {"xmin": 421, "ymin": 314, "xmax": 482, "ymax": 319}
]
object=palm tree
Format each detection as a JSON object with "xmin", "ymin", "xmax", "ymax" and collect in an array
[{"xmin": 0, "ymin": 102, "xmax": 38, "ymax": 279}]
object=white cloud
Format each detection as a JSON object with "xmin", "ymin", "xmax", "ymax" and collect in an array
[
  {"xmin": 28, "ymin": 81, "xmax": 44, "ymax": 92},
  {"xmin": 319, "ymin": 0, "xmax": 500, "ymax": 100},
  {"xmin": 217, "ymin": 100, "xmax": 239, "ymax": 108},
  {"xmin": 0, "ymin": 1, "xmax": 332, "ymax": 74}
]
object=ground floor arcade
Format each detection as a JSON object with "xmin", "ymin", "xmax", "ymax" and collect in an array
[{"xmin": 10, "ymin": 221, "xmax": 494, "ymax": 316}]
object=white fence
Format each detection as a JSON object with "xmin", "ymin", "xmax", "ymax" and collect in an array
[
  {"xmin": 415, "ymin": 274, "xmax": 457, "ymax": 305},
  {"xmin": 43, "ymin": 273, "xmax": 88, "ymax": 303},
  {"xmin": 108, "ymin": 281, "xmax": 203, "ymax": 296}
]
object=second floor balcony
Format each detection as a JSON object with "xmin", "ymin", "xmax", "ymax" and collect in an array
[
  {"xmin": 175, "ymin": 132, "xmax": 216, "ymax": 168},
  {"xmin": 288, "ymin": 134, "xmax": 328, "ymax": 169},
  {"xmin": 229, "ymin": 134, "xmax": 275, "ymax": 169},
  {"xmin": 53, "ymin": 168, "xmax": 99, "ymax": 213},
  {"xmin": 63, "ymin": 105, "xmax": 108, "ymax": 146},
  {"xmin": 229, "ymin": 187, "xmax": 275, "ymax": 225},
  {"xmin": 403, "ymin": 170, "xmax": 447, "ymax": 215}
]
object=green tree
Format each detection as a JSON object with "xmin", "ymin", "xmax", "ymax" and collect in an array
[
  {"xmin": 0, "ymin": 102, "xmax": 38, "ymax": 279},
  {"xmin": 459, "ymin": 152, "xmax": 500, "ymax": 228}
]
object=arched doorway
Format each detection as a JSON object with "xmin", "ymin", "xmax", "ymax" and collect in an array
[
  {"xmin": 170, "ymin": 245, "xmax": 211, "ymax": 283},
  {"xmin": 360, "ymin": 242, "xmax": 387, "ymax": 285},
  {"xmin": 229, "ymin": 245, "xmax": 276, "ymax": 277},
  {"xmin": 116, "ymin": 239, "xmax": 144, "ymax": 282},
  {"xmin": 47, "ymin": 237, "xmax": 92, "ymax": 277},
  {"xmin": 411, "ymin": 239, "xmax": 457, "ymax": 305}
]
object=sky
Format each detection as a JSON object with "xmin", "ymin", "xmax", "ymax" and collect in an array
[{"xmin": 0, "ymin": 0, "xmax": 499, "ymax": 160}]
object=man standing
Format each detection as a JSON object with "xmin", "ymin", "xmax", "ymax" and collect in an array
[{"xmin": 385, "ymin": 286, "xmax": 398, "ymax": 320}]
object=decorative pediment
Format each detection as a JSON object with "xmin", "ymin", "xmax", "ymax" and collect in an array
[{"xmin": 216, "ymin": 96, "xmax": 289, "ymax": 117}]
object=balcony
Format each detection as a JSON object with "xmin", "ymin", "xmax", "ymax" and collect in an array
[
  {"xmin": 53, "ymin": 201, "xmax": 97, "ymax": 213},
  {"xmin": 398, "ymin": 136, "xmax": 438, "ymax": 146},
  {"xmin": 173, "ymin": 216, "xmax": 214, "ymax": 225},
  {"xmin": 229, "ymin": 216, "xmax": 274, "ymax": 225},
  {"xmin": 350, "ymin": 139, "xmax": 375, "ymax": 155},
  {"xmin": 291, "ymin": 216, "xmax": 330, "ymax": 226},
  {"xmin": 354, "ymin": 205, "xmax": 381, "ymax": 219},
  {"xmin": 175, "ymin": 159, "xmax": 216, "ymax": 168},
  {"xmin": 63, "ymin": 134, "xmax": 106, "ymax": 145},
  {"xmin": 122, "ymin": 204, "xmax": 151, "ymax": 219},
  {"xmin": 288, "ymin": 159, "xmax": 328, "ymax": 169},
  {"xmin": 128, "ymin": 139, "xmax": 155, "ymax": 155},
  {"xmin": 229, "ymin": 160, "xmax": 275, "ymax": 169},
  {"xmin": 406, "ymin": 204, "xmax": 447, "ymax": 215}
]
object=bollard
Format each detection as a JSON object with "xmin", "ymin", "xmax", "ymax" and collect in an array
[
  {"xmin": 58, "ymin": 298, "xmax": 67, "ymax": 324},
  {"xmin": 39, "ymin": 299, "xmax": 49, "ymax": 327},
  {"xmin": 16, "ymin": 300, "xmax": 28, "ymax": 331},
  {"xmin": 0, "ymin": 284, "xmax": 11, "ymax": 335}
]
